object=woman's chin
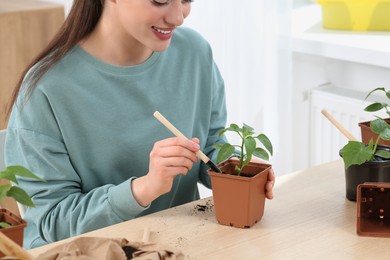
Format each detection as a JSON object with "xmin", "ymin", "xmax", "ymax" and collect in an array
[{"xmin": 150, "ymin": 41, "xmax": 172, "ymax": 52}]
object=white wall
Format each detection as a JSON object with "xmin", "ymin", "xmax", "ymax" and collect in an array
[{"xmin": 294, "ymin": 0, "xmax": 311, "ymax": 8}]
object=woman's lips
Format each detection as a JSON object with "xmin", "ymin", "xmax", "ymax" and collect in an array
[{"xmin": 152, "ymin": 26, "xmax": 174, "ymax": 41}]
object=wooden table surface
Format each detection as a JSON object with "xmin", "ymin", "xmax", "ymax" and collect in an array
[{"xmin": 29, "ymin": 160, "xmax": 390, "ymax": 259}]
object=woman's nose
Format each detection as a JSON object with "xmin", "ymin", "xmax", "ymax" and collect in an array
[{"xmin": 165, "ymin": 2, "xmax": 190, "ymax": 27}]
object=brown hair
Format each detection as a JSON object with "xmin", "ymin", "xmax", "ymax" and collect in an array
[{"xmin": 6, "ymin": 0, "xmax": 104, "ymax": 119}]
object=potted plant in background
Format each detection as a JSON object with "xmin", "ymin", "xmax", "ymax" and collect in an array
[
  {"xmin": 341, "ymin": 118, "xmax": 390, "ymax": 201},
  {"xmin": 360, "ymin": 87, "xmax": 390, "ymax": 146},
  {"xmin": 208, "ymin": 123, "xmax": 273, "ymax": 228},
  {"xmin": 0, "ymin": 165, "xmax": 44, "ymax": 256}
]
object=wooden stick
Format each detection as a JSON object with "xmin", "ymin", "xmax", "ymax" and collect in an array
[
  {"xmin": 321, "ymin": 109, "xmax": 358, "ymax": 141},
  {"xmin": 153, "ymin": 111, "xmax": 209, "ymax": 162},
  {"xmin": 0, "ymin": 232, "xmax": 34, "ymax": 260},
  {"xmin": 153, "ymin": 111, "xmax": 222, "ymax": 173},
  {"xmin": 142, "ymin": 227, "xmax": 150, "ymax": 243}
]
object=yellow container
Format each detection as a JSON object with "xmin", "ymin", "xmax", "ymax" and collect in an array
[{"xmin": 315, "ymin": 0, "xmax": 390, "ymax": 31}]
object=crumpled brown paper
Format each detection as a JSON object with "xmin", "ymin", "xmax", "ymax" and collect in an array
[{"xmin": 36, "ymin": 237, "xmax": 184, "ymax": 260}]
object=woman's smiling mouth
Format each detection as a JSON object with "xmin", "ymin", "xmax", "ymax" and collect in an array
[{"xmin": 152, "ymin": 26, "xmax": 174, "ymax": 40}]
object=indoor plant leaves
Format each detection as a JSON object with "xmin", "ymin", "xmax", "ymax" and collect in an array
[
  {"xmin": 341, "ymin": 118, "xmax": 390, "ymax": 168},
  {"xmin": 214, "ymin": 123, "xmax": 273, "ymax": 175},
  {"xmin": 1, "ymin": 166, "xmax": 45, "ymax": 228}
]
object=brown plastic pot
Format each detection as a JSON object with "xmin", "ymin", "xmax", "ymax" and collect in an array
[
  {"xmin": 208, "ymin": 159, "xmax": 271, "ymax": 228},
  {"xmin": 0, "ymin": 208, "xmax": 27, "ymax": 257},
  {"xmin": 357, "ymin": 182, "xmax": 390, "ymax": 238},
  {"xmin": 359, "ymin": 118, "xmax": 390, "ymax": 146}
]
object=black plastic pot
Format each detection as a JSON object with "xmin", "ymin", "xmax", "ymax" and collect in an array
[{"xmin": 340, "ymin": 145, "xmax": 390, "ymax": 201}]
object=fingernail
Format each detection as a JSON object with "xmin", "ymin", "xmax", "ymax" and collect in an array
[{"xmin": 193, "ymin": 142, "xmax": 200, "ymax": 150}]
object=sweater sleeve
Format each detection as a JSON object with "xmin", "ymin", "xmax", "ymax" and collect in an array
[
  {"xmin": 6, "ymin": 127, "xmax": 148, "ymax": 246},
  {"xmin": 5, "ymin": 83, "xmax": 150, "ymax": 248},
  {"xmin": 198, "ymin": 61, "xmax": 228, "ymax": 188}
]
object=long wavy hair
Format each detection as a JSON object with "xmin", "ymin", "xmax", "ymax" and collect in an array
[{"xmin": 6, "ymin": 0, "xmax": 104, "ymax": 119}]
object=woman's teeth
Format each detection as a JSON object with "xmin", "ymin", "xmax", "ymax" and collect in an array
[{"xmin": 153, "ymin": 27, "xmax": 171, "ymax": 35}]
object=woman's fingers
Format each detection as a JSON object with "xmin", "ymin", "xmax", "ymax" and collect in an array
[
  {"xmin": 133, "ymin": 137, "xmax": 201, "ymax": 206},
  {"xmin": 151, "ymin": 137, "xmax": 199, "ymax": 162},
  {"xmin": 156, "ymin": 146, "xmax": 199, "ymax": 163},
  {"xmin": 265, "ymin": 168, "xmax": 275, "ymax": 199},
  {"xmin": 157, "ymin": 137, "xmax": 200, "ymax": 152},
  {"xmin": 147, "ymin": 137, "xmax": 200, "ymax": 191}
]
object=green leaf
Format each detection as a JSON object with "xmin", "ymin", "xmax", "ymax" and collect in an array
[
  {"xmin": 242, "ymin": 123, "xmax": 254, "ymax": 136},
  {"xmin": 253, "ymin": 147, "xmax": 270, "ymax": 161},
  {"xmin": 218, "ymin": 124, "xmax": 240, "ymax": 136},
  {"xmin": 7, "ymin": 186, "xmax": 35, "ymax": 207},
  {"xmin": 364, "ymin": 87, "xmax": 385, "ymax": 101},
  {"xmin": 256, "ymin": 134, "xmax": 273, "ymax": 155},
  {"xmin": 341, "ymin": 141, "xmax": 374, "ymax": 168},
  {"xmin": 216, "ymin": 143, "xmax": 235, "ymax": 163},
  {"xmin": 244, "ymin": 136, "xmax": 256, "ymax": 157},
  {"xmin": 370, "ymin": 118, "xmax": 388, "ymax": 134},
  {"xmin": 364, "ymin": 102, "xmax": 387, "ymax": 112},
  {"xmin": 363, "ymin": 87, "xmax": 390, "ymax": 114},
  {"xmin": 0, "ymin": 222, "xmax": 12, "ymax": 228},
  {"xmin": 241, "ymin": 154, "xmax": 252, "ymax": 173},
  {"xmin": 225, "ymin": 124, "xmax": 240, "ymax": 134},
  {"xmin": 380, "ymin": 129, "xmax": 390, "ymax": 141},
  {"xmin": 0, "ymin": 170, "xmax": 18, "ymax": 183},
  {"xmin": 6, "ymin": 166, "xmax": 45, "ymax": 182},
  {"xmin": 242, "ymin": 123, "xmax": 254, "ymax": 133},
  {"xmin": 375, "ymin": 150, "xmax": 390, "ymax": 159},
  {"xmin": 228, "ymin": 123, "xmax": 240, "ymax": 131},
  {"xmin": 0, "ymin": 184, "xmax": 12, "ymax": 203},
  {"xmin": 369, "ymin": 119, "xmax": 390, "ymax": 140},
  {"xmin": 212, "ymin": 144, "xmax": 224, "ymax": 149},
  {"xmin": 218, "ymin": 129, "xmax": 227, "ymax": 136}
]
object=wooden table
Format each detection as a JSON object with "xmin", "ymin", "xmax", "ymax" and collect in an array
[{"xmin": 29, "ymin": 160, "xmax": 390, "ymax": 259}]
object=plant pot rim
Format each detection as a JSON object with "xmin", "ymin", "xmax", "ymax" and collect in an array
[
  {"xmin": 359, "ymin": 118, "xmax": 390, "ymax": 127},
  {"xmin": 0, "ymin": 208, "xmax": 27, "ymax": 226},
  {"xmin": 207, "ymin": 159, "xmax": 271, "ymax": 178}
]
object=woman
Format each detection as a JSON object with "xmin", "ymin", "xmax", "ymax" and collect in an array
[{"xmin": 5, "ymin": 0, "xmax": 275, "ymax": 249}]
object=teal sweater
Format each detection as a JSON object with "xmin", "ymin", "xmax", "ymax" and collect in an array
[{"xmin": 5, "ymin": 27, "xmax": 227, "ymax": 249}]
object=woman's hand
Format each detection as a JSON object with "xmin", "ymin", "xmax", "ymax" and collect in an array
[
  {"xmin": 265, "ymin": 168, "xmax": 275, "ymax": 199},
  {"xmin": 250, "ymin": 157, "xmax": 275, "ymax": 200},
  {"xmin": 132, "ymin": 137, "xmax": 200, "ymax": 207}
]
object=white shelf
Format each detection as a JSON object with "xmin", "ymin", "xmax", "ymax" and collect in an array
[{"xmin": 292, "ymin": 4, "xmax": 390, "ymax": 68}]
